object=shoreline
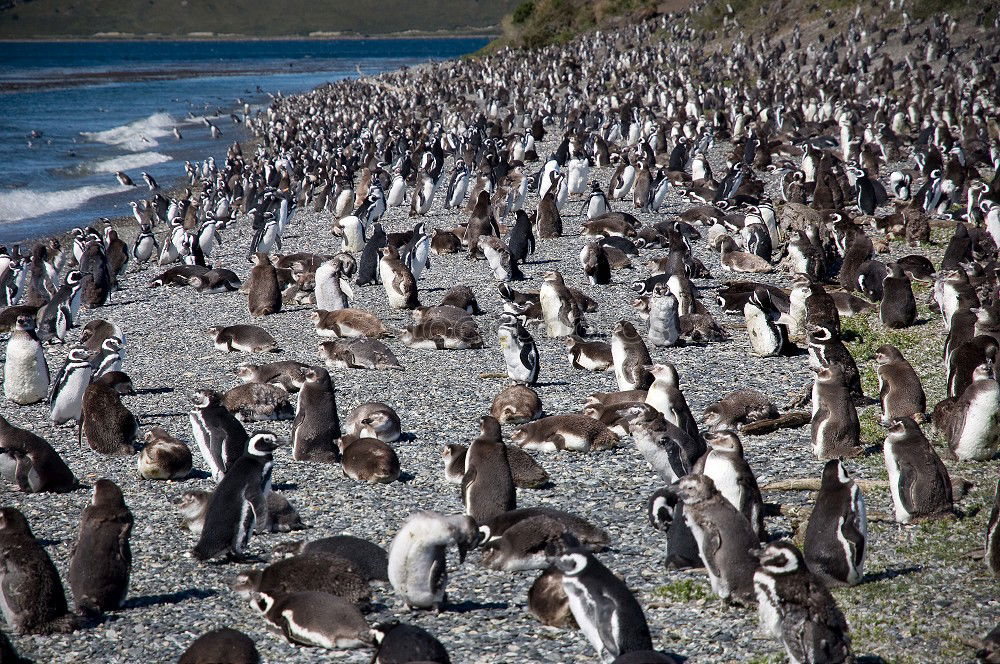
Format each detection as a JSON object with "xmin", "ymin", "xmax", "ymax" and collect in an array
[{"xmin": 0, "ymin": 31, "xmax": 500, "ymax": 43}]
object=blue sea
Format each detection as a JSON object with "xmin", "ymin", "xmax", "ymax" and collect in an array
[{"xmin": 0, "ymin": 38, "xmax": 487, "ymax": 244}]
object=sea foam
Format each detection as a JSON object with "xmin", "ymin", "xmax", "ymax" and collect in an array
[
  {"xmin": 0, "ymin": 184, "xmax": 123, "ymax": 222},
  {"xmin": 76, "ymin": 151, "xmax": 172, "ymax": 175},
  {"xmin": 80, "ymin": 112, "xmax": 178, "ymax": 151}
]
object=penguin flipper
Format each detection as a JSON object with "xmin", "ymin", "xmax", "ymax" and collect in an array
[
  {"xmin": 698, "ymin": 521, "xmax": 724, "ymax": 580},
  {"xmin": 593, "ymin": 589, "xmax": 624, "ymax": 657},
  {"xmin": 13, "ymin": 453, "xmax": 33, "ymax": 492},
  {"xmin": 246, "ymin": 484, "xmax": 269, "ymax": 534}
]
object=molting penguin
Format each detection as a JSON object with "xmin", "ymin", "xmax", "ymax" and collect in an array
[
  {"xmin": 290, "ymin": 366, "xmax": 341, "ymax": 463},
  {"xmin": 67, "ymin": 478, "xmax": 133, "ymax": 613},
  {"xmin": 937, "ymin": 362, "xmax": 1000, "ymax": 461},
  {"xmin": 563, "ymin": 335, "xmax": 613, "ymax": 371},
  {"xmin": 208, "ymin": 324, "xmax": 279, "ymax": 353},
  {"xmin": 81, "ymin": 373, "xmax": 138, "ymax": 456},
  {"xmin": 232, "ymin": 554, "xmax": 370, "ymax": 608},
  {"xmin": 622, "ymin": 403, "xmax": 704, "ymax": 484},
  {"xmin": 4, "ymin": 315, "xmax": 49, "ymax": 405},
  {"xmin": 246, "ymin": 252, "xmax": 281, "ymax": 316},
  {"xmin": 611, "ymin": 320, "xmax": 653, "ymax": 391},
  {"xmin": 0, "ymin": 413, "xmax": 76, "ymax": 493},
  {"xmin": 462, "ymin": 415, "xmax": 516, "ymax": 524},
  {"xmin": 271, "ymin": 535, "xmax": 389, "ymax": 583},
  {"xmin": 883, "ymin": 417, "xmax": 953, "ymax": 523},
  {"xmin": 803, "ymin": 459, "xmax": 867, "ymax": 587},
  {"xmin": 319, "ymin": 337, "xmax": 402, "ymax": 370},
  {"xmin": 646, "ymin": 283, "xmax": 680, "ymax": 347},
  {"xmin": 875, "ymin": 344, "xmax": 926, "ymax": 424},
  {"xmin": 138, "ymin": 427, "xmax": 192, "ymax": 480},
  {"xmin": 702, "ymin": 390, "xmax": 778, "ymax": 431},
  {"xmin": 580, "ymin": 241, "xmax": 612, "ymax": 285},
  {"xmin": 498, "ymin": 313, "xmax": 540, "ymax": 385}
]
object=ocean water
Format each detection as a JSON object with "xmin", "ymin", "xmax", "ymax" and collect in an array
[{"xmin": 0, "ymin": 38, "xmax": 487, "ymax": 244}]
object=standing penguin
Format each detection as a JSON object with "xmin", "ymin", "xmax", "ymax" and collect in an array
[
  {"xmin": 379, "ymin": 247, "xmax": 419, "ymax": 309},
  {"xmin": 646, "ymin": 283, "xmax": 681, "ymax": 347},
  {"xmin": 67, "ymin": 478, "xmax": 133, "ymax": 613},
  {"xmin": 811, "ymin": 366, "xmax": 861, "ymax": 460},
  {"xmin": 938, "ymin": 363, "xmax": 1000, "ymax": 461},
  {"xmin": 246, "ymin": 252, "xmax": 281, "ymax": 317},
  {"xmin": 290, "ymin": 366, "xmax": 341, "ymax": 463},
  {"xmin": 883, "ymin": 417, "xmax": 953, "ymax": 523},
  {"xmin": 644, "ymin": 363, "xmax": 700, "ymax": 443},
  {"xmin": 356, "ymin": 221, "xmax": 387, "ymax": 286},
  {"xmin": 880, "ymin": 263, "xmax": 917, "ymax": 329},
  {"xmin": 192, "ymin": 432, "xmax": 279, "ymax": 561},
  {"xmin": 554, "ymin": 547, "xmax": 653, "ymax": 662},
  {"xmin": 694, "ymin": 430, "xmax": 765, "ymax": 542},
  {"xmin": 81, "ymin": 373, "xmax": 137, "ymax": 456},
  {"xmin": 743, "ymin": 288, "xmax": 788, "ymax": 357},
  {"xmin": 462, "ymin": 415, "xmax": 516, "ymax": 525},
  {"xmin": 676, "ymin": 474, "xmax": 758, "ymax": 603},
  {"xmin": 314, "ymin": 258, "xmax": 349, "ymax": 311},
  {"xmin": 539, "ymin": 270, "xmax": 581, "ymax": 337},
  {"xmin": 611, "ymin": 320, "xmax": 653, "ymax": 391},
  {"xmin": 507, "ymin": 210, "xmax": 536, "ymax": 264},
  {"xmin": 401, "ymin": 222, "xmax": 431, "ymax": 281},
  {"xmin": 498, "ymin": 314, "xmax": 540, "ymax": 385},
  {"xmin": 48, "ymin": 347, "xmax": 94, "ymax": 424},
  {"xmin": 580, "ymin": 241, "xmax": 612, "ymax": 285},
  {"xmin": 189, "ymin": 389, "xmax": 249, "ymax": 481},
  {"xmin": 387, "ymin": 511, "xmax": 481, "ymax": 610},
  {"xmin": 581, "ymin": 180, "xmax": 610, "ymax": 219},
  {"xmin": 753, "ymin": 540, "xmax": 853, "ymax": 664},
  {"xmin": 0, "ymin": 508, "xmax": 76, "ymax": 634},
  {"xmin": 803, "ymin": 460, "xmax": 867, "ymax": 587},
  {"xmin": 875, "ymin": 344, "xmax": 926, "ymax": 424},
  {"xmin": 4, "ymin": 315, "xmax": 49, "ymax": 405}
]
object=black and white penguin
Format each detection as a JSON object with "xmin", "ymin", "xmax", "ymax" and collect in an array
[
  {"xmin": 81, "ymin": 373, "xmax": 137, "ymax": 456},
  {"xmin": 178, "ymin": 628, "xmax": 260, "ymax": 664},
  {"xmin": 371, "ymin": 621, "xmax": 450, "ymax": 664},
  {"xmin": 580, "ymin": 241, "xmax": 612, "ymax": 285},
  {"xmin": 401, "ymin": 221, "xmax": 431, "ymax": 281},
  {"xmin": 938, "ymin": 363, "xmax": 1000, "ymax": 461},
  {"xmin": 675, "ymin": 473, "xmax": 758, "ymax": 603},
  {"xmin": 0, "ymin": 507, "xmax": 76, "ymax": 634},
  {"xmin": 379, "ymin": 246, "xmax": 419, "ymax": 309},
  {"xmin": 463, "ymin": 415, "xmax": 516, "ymax": 524},
  {"xmin": 539, "ymin": 270, "xmax": 581, "ymax": 337},
  {"xmin": 507, "ymin": 210, "xmax": 536, "ymax": 264},
  {"xmin": 387, "ymin": 511, "xmax": 481, "ymax": 610},
  {"xmin": 694, "ymin": 430, "xmax": 765, "ymax": 542},
  {"xmin": 479, "ymin": 514, "xmax": 574, "ymax": 571},
  {"xmin": 356, "ymin": 221, "xmax": 387, "ymax": 286},
  {"xmin": 644, "ymin": 363, "xmax": 700, "ymax": 443},
  {"xmin": 47, "ymin": 347, "xmax": 93, "ymax": 424},
  {"xmin": 743, "ymin": 287, "xmax": 788, "ymax": 357},
  {"xmin": 581, "ymin": 180, "xmax": 610, "ymax": 219},
  {"xmin": 875, "ymin": 344, "xmax": 926, "ymax": 424},
  {"xmin": 622, "ymin": 403, "xmax": 704, "ymax": 484},
  {"xmin": 191, "ymin": 432, "xmax": 279, "ymax": 561},
  {"xmin": 67, "ymin": 478, "xmax": 133, "ymax": 613},
  {"xmin": 257, "ymin": 591, "xmax": 371, "ymax": 649},
  {"xmin": 3, "ymin": 315, "xmax": 49, "ymax": 405},
  {"xmin": 753, "ymin": 540, "xmax": 853, "ymax": 664},
  {"xmin": 611, "ymin": 320, "xmax": 653, "ymax": 390},
  {"xmin": 290, "ymin": 366, "xmax": 341, "ymax": 463},
  {"xmin": 883, "ymin": 417, "xmax": 953, "ymax": 523},
  {"xmin": 803, "ymin": 459, "xmax": 867, "ymax": 587},
  {"xmin": 811, "ymin": 366, "xmax": 862, "ymax": 460},
  {"xmin": 138, "ymin": 427, "xmax": 193, "ymax": 480},
  {"xmin": 498, "ymin": 313, "xmax": 540, "ymax": 385},
  {"xmin": 646, "ymin": 283, "xmax": 680, "ymax": 347},
  {"xmin": 189, "ymin": 388, "xmax": 249, "ymax": 480},
  {"xmin": 232, "ymin": 555, "xmax": 370, "ymax": 608},
  {"xmin": 851, "ymin": 165, "xmax": 878, "ymax": 215},
  {"xmin": 0, "ymin": 413, "xmax": 76, "ymax": 493},
  {"xmin": 554, "ymin": 547, "xmax": 653, "ymax": 662},
  {"xmin": 806, "ymin": 322, "xmax": 862, "ymax": 399}
]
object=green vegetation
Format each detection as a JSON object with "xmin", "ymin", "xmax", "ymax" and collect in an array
[
  {"xmin": 0, "ymin": 0, "xmax": 520, "ymax": 38},
  {"xmin": 485, "ymin": 0, "xmax": 663, "ymax": 50},
  {"xmin": 653, "ymin": 578, "xmax": 711, "ymax": 602}
]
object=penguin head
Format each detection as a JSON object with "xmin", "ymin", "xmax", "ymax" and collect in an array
[
  {"xmin": 646, "ymin": 362, "xmax": 680, "ymax": 386},
  {"xmin": 806, "ymin": 323, "xmax": 834, "ymax": 343},
  {"xmin": 234, "ymin": 364, "xmax": 259, "ymax": 382},
  {"xmin": 821, "ymin": 459, "xmax": 852, "ymax": 488},
  {"xmin": 703, "ymin": 430, "xmax": 743, "ymax": 454},
  {"xmin": 231, "ymin": 570, "xmax": 262, "ymax": 600},
  {"xmin": 0, "ymin": 508, "xmax": 32, "ymax": 538},
  {"xmin": 478, "ymin": 415, "xmax": 502, "ymax": 442},
  {"xmin": 873, "ymin": 344, "xmax": 904, "ymax": 365},
  {"xmin": 752, "ymin": 540, "xmax": 805, "ymax": 576},
  {"xmin": 92, "ymin": 478, "xmax": 125, "ymax": 508},
  {"xmin": 551, "ymin": 549, "xmax": 589, "ymax": 576},
  {"xmin": 247, "ymin": 432, "xmax": 279, "ymax": 456},
  {"xmin": 13, "ymin": 315, "xmax": 35, "ymax": 332},
  {"xmin": 675, "ymin": 474, "xmax": 717, "ymax": 505},
  {"xmin": 190, "ymin": 389, "xmax": 219, "ymax": 408},
  {"xmin": 885, "ymin": 416, "xmax": 921, "ymax": 441}
]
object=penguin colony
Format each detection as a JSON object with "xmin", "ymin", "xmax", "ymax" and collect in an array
[{"xmin": 1, "ymin": 2, "xmax": 1000, "ymax": 662}]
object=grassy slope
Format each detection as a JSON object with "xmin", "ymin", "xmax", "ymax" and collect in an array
[{"xmin": 0, "ymin": 0, "xmax": 520, "ymax": 38}]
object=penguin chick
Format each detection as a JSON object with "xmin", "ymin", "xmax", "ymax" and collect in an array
[
  {"xmin": 232, "ymin": 554, "xmax": 370, "ymax": 609},
  {"xmin": 0, "ymin": 413, "xmax": 76, "ymax": 492},
  {"xmin": 462, "ymin": 415, "xmax": 516, "ymax": 524},
  {"xmin": 138, "ymin": 427, "xmax": 193, "ymax": 480},
  {"xmin": 67, "ymin": 478, "xmax": 133, "ymax": 613},
  {"xmin": 529, "ymin": 565, "xmax": 577, "ymax": 628},
  {"xmin": 490, "ymin": 384, "xmax": 543, "ymax": 424},
  {"xmin": 875, "ymin": 344, "xmax": 926, "ymax": 424},
  {"xmin": 702, "ymin": 390, "xmax": 779, "ymax": 431},
  {"xmin": 270, "ymin": 535, "xmax": 389, "ymax": 583},
  {"xmin": 512, "ymin": 414, "xmax": 620, "ymax": 452},
  {"xmin": 81, "ymin": 373, "xmax": 138, "ymax": 456},
  {"xmin": 338, "ymin": 435, "xmax": 401, "ymax": 484},
  {"xmin": 178, "ymin": 628, "xmax": 260, "ymax": 664},
  {"xmin": 345, "ymin": 402, "xmax": 402, "ymax": 442},
  {"xmin": 371, "ymin": 621, "xmax": 450, "ymax": 664},
  {"xmin": 883, "ymin": 417, "xmax": 953, "ymax": 523}
]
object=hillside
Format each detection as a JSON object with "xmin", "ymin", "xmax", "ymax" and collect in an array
[{"xmin": 0, "ymin": 0, "xmax": 519, "ymax": 38}]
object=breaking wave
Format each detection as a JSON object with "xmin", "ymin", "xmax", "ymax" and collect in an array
[
  {"xmin": 80, "ymin": 112, "xmax": 178, "ymax": 151},
  {"xmin": 0, "ymin": 184, "xmax": 122, "ymax": 222}
]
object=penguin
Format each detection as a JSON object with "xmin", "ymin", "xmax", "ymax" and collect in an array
[
  {"xmin": 479, "ymin": 235, "xmax": 523, "ymax": 282},
  {"xmin": 221, "ymin": 383, "xmax": 293, "ymax": 422},
  {"xmin": 611, "ymin": 320, "xmax": 653, "ymax": 391},
  {"xmin": 371, "ymin": 621, "xmax": 450, "ymax": 664},
  {"xmin": 246, "ymin": 252, "xmax": 281, "ymax": 316},
  {"xmin": 47, "ymin": 347, "xmax": 94, "ymax": 424},
  {"xmin": 646, "ymin": 483, "xmax": 702, "ymax": 570},
  {"xmin": 753, "ymin": 540, "xmax": 853, "ymax": 664},
  {"xmin": 232, "ymin": 555, "xmax": 370, "ymax": 608},
  {"xmin": 338, "ymin": 435, "xmax": 401, "ymax": 483},
  {"xmin": 430, "ymin": 228, "xmax": 461, "ymax": 255},
  {"xmin": 271, "ymin": 535, "xmax": 389, "ymax": 583},
  {"xmin": 938, "ymin": 363, "xmax": 1000, "ymax": 461},
  {"xmin": 644, "ymin": 363, "xmax": 700, "ymax": 442},
  {"xmin": 175, "ymin": 489, "xmax": 212, "ymax": 535},
  {"xmin": 208, "ymin": 324, "xmax": 279, "ymax": 353},
  {"xmin": 0, "ymin": 508, "xmax": 76, "ymax": 635},
  {"xmin": 344, "ymin": 402, "xmax": 401, "ymax": 443},
  {"xmin": 189, "ymin": 388, "xmax": 250, "ymax": 481},
  {"xmin": 743, "ymin": 287, "xmax": 788, "ymax": 357},
  {"xmin": 536, "ymin": 192, "xmax": 563, "ymax": 238},
  {"xmin": 693, "ymin": 430, "xmax": 765, "ymax": 542},
  {"xmin": 314, "ymin": 258, "xmax": 350, "ymax": 311},
  {"xmin": 312, "ymin": 309, "xmax": 392, "ymax": 339},
  {"xmin": 81, "ymin": 373, "xmax": 138, "ymax": 456},
  {"xmin": 0, "ymin": 413, "xmax": 76, "ymax": 493},
  {"xmin": 490, "ymin": 383, "xmax": 543, "ymax": 424},
  {"xmin": 481, "ymin": 506, "xmax": 609, "ymax": 551},
  {"xmin": 539, "ymin": 270, "xmax": 581, "ymax": 337},
  {"xmin": 443, "ymin": 441, "xmax": 548, "ymax": 489},
  {"xmin": 192, "ymin": 432, "xmax": 278, "ymax": 561},
  {"xmin": 290, "ymin": 366, "xmax": 341, "ymax": 463},
  {"xmin": 646, "ymin": 283, "xmax": 680, "ymax": 347},
  {"xmin": 883, "ymin": 417, "xmax": 953, "ymax": 523},
  {"xmin": 512, "ymin": 413, "xmax": 620, "ymax": 452},
  {"xmin": 387, "ymin": 511, "xmax": 481, "ymax": 610},
  {"xmin": 987, "ymin": 479, "xmax": 1000, "ymax": 578},
  {"xmin": 67, "ymin": 478, "xmax": 133, "ymax": 613},
  {"xmin": 138, "ymin": 427, "xmax": 193, "ymax": 480},
  {"xmin": 803, "ymin": 459, "xmax": 867, "ymax": 587},
  {"xmin": 563, "ymin": 335, "xmax": 613, "ymax": 371},
  {"xmin": 379, "ymin": 246, "xmax": 419, "ymax": 309},
  {"xmin": 621, "ymin": 403, "xmax": 704, "ymax": 484},
  {"xmin": 235, "ymin": 360, "xmax": 311, "ymax": 392},
  {"xmin": 554, "ymin": 547, "xmax": 653, "ymax": 662},
  {"xmin": 675, "ymin": 473, "xmax": 758, "ymax": 603},
  {"xmin": 356, "ymin": 221, "xmax": 387, "ymax": 286},
  {"xmin": 702, "ymin": 390, "xmax": 779, "ymax": 431},
  {"xmin": 811, "ymin": 366, "xmax": 862, "ymax": 460},
  {"xmin": 178, "ymin": 628, "xmax": 260, "ymax": 664},
  {"xmin": 401, "ymin": 222, "xmax": 431, "ymax": 280},
  {"xmin": 875, "ymin": 344, "xmax": 926, "ymax": 424},
  {"xmin": 189, "ymin": 268, "xmax": 241, "ymax": 293},
  {"xmin": 880, "ymin": 262, "xmax": 917, "ymax": 329},
  {"xmin": 529, "ymin": 565, "xmax": 577, "ymax": 628},
  {"xmin": 257, "ymin": 591, "xmax": 370, "ymax": 649},
  {"xmin": 462, "ymin": 415, "xmax": 516, "ymax": 524},
  {"xmin": 582, "ymin": 180, "xmax": 610, "ymax": 219},
  {"xmin": 580, "ymin": 241, "xmax": 612, "ymax": 285},
  {"xmin": 806, "ymin": 322, "xmax": 862, "ymax": 399},
  {"xmin": 3, "ymin": 315, "xmax": 49, "ymax": 405},
  {"xmin": 498, "ymin": 313, "xmax": 540, "ymax": 385}
]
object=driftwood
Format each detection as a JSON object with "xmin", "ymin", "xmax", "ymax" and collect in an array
[
  {"xmin": 741, "ymin": 410, "xmax": 811, "ymax": 435},
  {"xmin": 762, "ymin": 478, "xmax": 889, "ymax": 491}
]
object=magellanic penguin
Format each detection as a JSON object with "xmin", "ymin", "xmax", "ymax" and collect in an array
[
  {"xmin": 338, "ymin": 435, "xmax": 401, "ymax": 484},
  {"xmin": 563, "ymin": 335, "xmax": 613, "ymax": 371},
  {"xmin": 883, "ymin": 417, "xmax": 953, "ymax": 523},
  {"xmin": 178, "ymin": 628, "xmax": 260, "ymax": 664},
  {"xmin": 753, "ymin": 540, "xmax": 853, "ymax": 664},
  {"xmin": 246, "ymin": 252, "xmax": 281, "ymax": 316},
  {"xmin": 270, "ymin": 535, "xmax": 389, "ymax": 583},
  {"xmin": 479, "ymin": 514, "xmax": 573, "ymax": 571},
  {"xmin": 880, "ymin": 262, "xmax": 917, "ymax": 329},
  {"xmin": 529, "ymin": 565, "xmax": 577, "ymax": 628},
  {"xmin": 138, "ymin": 427, "xmax": 193, "ymax": 480},
  {"xmin": 290, "ymin": 366, "xmax": 341, "ymax": 463},
  {"xmin": 702, "ymin": 390, "xmax": 778, "ymax": 431},
  {"xmin": 811, "ymin": 366, "xmax": 862, "ymax": 460},
  {"xmin": 675, "ymin": 474, "xmax": 758, "ymax": 603},
  {"xmin": 191, "ymin": 432, "xmax": 279, "ymax": 561},
  {"xmin": 693, "ymin": 430, "xmax": 765, "ymax": 542},
  {"xmin": 936, "ymin": 362, "xmax": 1000, "ymax": 461},
  {"xmin": 554, "ymin": 546, "xmax": 653, "ymax": 662},
  {"xmin": 644, "ymin": 363, "xmax": 701, "ymax": 443},
  {"xmin": 319, "ymin": 338, "xmax": 403, "ymax": 371},
  {"xmin": 189, "ymin": 388, "xmax": 250, "ymax": 480},
  {"xmin": 875, "ymin": 344, "xmax": 926, "ymax": 424},
  {"xmin": 0, "ymin": 413, "xmax": 76, "ymax": 493},
  {"xmin": 4, "ymin": 315, "xmax": 49, "ymax": 405},
  {"xmin": 208, "ymin": 324, "xmax": 279, "ymax": 353},
  {"xmin": 498, "ymin": 313, "xmax": 540, "ymax": 385},
  {"xmin": 580, "ymin": 241, "xmax": 612, "ymax": 285},
  {"xmin": 646, "ymin": 283, "xmax": 680, "ymax": 347},
  {"xmin": 612, "ymin": 320, "xmax": 654, "ymax": 391},
  {"xmin": 67, "ymin": 478, "xmax": 133, "ymax": 613},
  {"xmin": 81, "ymin": 373, "xmax": 138, "ymax": 456},
  {"xmin": 48, "ymin": 347, "xmax": 94, "ymax": 425},
  {"xmin": 743, "ymin": 287, "xmax": 789, "ymax": 357},
  {"xmin": 512, "ymin": 414, "xmax": 620, "ymax": 453},
  {"xmin": 344, "ymin": 402, "xmax": 401, "ymax": 443},
  {"xmin": 0, "ymin": 507, "xmax": 77, "ymax": 634},
  {"xmin": 803, "ymin": 459, "xmax": 867, "ymax": 587},
  {"xmin": 621, "ymin": 403, "xmax": 704, "ymax": 484},
  {"xmin": 387, "ymin": 511, "xmax": 481, "ymax": 610},
  {"xmin": 379, "ymin": 246, "xmax": 419, "ymax": 309},
  {"xmin": 232, "ymin": 554, "xmax": 370, "ymax": 608},
  {"xmin": 372, "ymin": 621, "xmax": 450, "ymax": 663},
  {"xmin": 257, "ymin": 590, "xmax": 371, "ymax": 649},
  {"xmin": 539, "ymin": 270, "xmax": 582, "ymax": 337},
  {"xmin": 462, "ymin": 415, "xmax": 516, "ymax": 524}
]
